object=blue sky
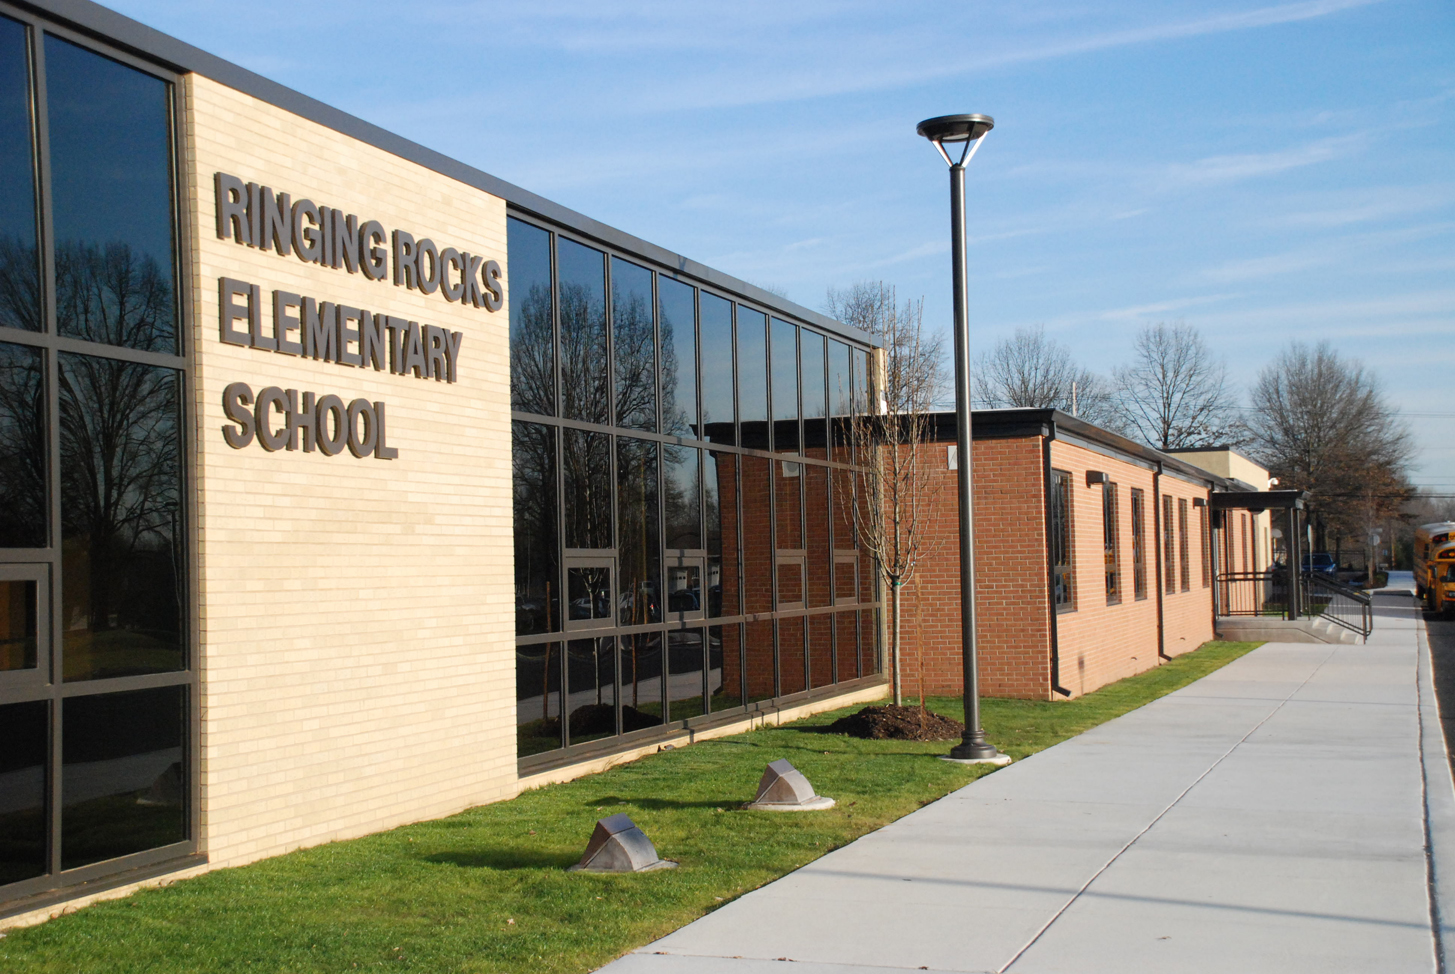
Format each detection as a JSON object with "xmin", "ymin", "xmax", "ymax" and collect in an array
[{"xmin": 112, "ymin": 0, "xmax": 1454, "ymax": 492}]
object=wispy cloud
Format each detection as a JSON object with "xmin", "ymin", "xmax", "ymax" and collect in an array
[
  {"xmin": 1093, "ymin": 294, "xmax": 1243, "ymax": 322},
  {"xmin": 1271, "ymin": 183, "xmax": 1455, "ymax": 228},
  {"xmin": 1195, "ymin": 222, "xmax": 1455, "ymax": 283},
  {"xmin": 1156, "ymin": 134, "xmax": 1364, "ymax": 191}
]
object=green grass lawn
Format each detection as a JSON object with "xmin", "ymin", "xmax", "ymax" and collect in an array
[{"xmin": 1, "ymin": 641, "xmax": 1260, "ymax": 974}]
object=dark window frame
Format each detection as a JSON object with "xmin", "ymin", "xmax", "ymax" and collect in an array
[
  {"xmin": 1200, "ymin": 504, "xmax": 1211, "ymax": 588},
  {"xmin": 1178, "ymin": 498, "xmax": 1191, "ymax": 592},
  {"xmin": 0, "ymin": 4, "xmax": 198, "ymax": 911},
  {"xmin": 1131, "ymin": 488, "xmax": 1147, "ymax": 601},
  {"xmin": 1050, "ymin": 469, "xmax": 1074, "ymax": 612},
  {"xmin": 1104, "ymin": 483, "xmax": 1121, "ymax": 605},
  {"xmin": 507, "ymin": 210, "xmax": 882, "ymax": 773},
  {"xmin": 1163, "ymin": 495, "xmax": 1177, "ymax": 595}
]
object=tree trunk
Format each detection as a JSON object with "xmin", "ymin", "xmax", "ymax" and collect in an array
[{"xmin": 891, "ymin": 578, "xmax": 903, "ymax": 707}]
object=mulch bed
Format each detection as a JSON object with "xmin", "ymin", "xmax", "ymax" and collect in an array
[{"xmin": 827, "ymin": 704, "xmax": 966, "ymax": 742}]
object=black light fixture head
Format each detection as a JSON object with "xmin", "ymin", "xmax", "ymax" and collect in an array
[
  {"xmin": 916, "ymin": 113, "xmax": 995, "ymax": 143},
  {"xmin": 917, "ymin": 114, "xmax": 995, "ymax": 167}
]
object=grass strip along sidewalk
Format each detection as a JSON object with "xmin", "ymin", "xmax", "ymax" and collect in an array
[{"xmin": 1, "ymin": 641, "xmax": 1260, "ymax": 974}]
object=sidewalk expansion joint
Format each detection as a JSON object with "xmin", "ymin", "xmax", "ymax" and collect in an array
[{"xmin": 997, "ymin": 644, "xmax": 1340, "ymax": 974}]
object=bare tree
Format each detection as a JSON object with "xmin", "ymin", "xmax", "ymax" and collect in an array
[
  {"xmin": 974, "ymin": 324, "xmax": 1120, "ymax": 428},
  {"xmin": 1245, "ymin": 341, "xmax": 1413, "ymax": 571},
  {"xmin": 826, "ymin": 282, "xmax": 947, "ymax": 410},
  {"xmin": 825, "ymin": 281, "xmax": 944, "ymax": 708},
  {"xmin": 1112, "ymin": 321, "xmax": 1240, "ymax": 449}
]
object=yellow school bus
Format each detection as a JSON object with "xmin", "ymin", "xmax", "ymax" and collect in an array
[
  {"xmin": 1426, "ymin": 540, "xmax": 1455, "ymax": 617},
  {"xmin": 1415, "ymin": 522, "xmax": 1455, "ymax": 599}
]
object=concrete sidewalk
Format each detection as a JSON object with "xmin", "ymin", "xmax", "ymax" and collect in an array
[{"xmin": 601, "ymin": 594, "xmax": 1455, "ymax": 974}]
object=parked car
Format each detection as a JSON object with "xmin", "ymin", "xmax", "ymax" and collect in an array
[{"xmin": 1301, "ymin": 553, "xmax": 1337, "ymax": 578}]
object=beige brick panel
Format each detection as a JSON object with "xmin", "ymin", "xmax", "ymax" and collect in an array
[{"xmin": 181, "ymin": 74, "xmax": 515, "ymax": 869}]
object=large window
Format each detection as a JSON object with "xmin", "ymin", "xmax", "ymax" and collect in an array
[
  {"xmin": 0, "ymin": 13, "xmax": 192, "ymax": 907},
  {"xmin": 1050, "ymin": 470, "xmax": 1073, "ymax": 611},
  {"xmin": 1104, "ymin": 484, "xmax": 1120, "ymax": 605},
  {"xmin": 1131, "ymin": 488, "xmax": 1147, "ymax": 600},
  {"xmin": 507, "ymin": 216, "xmax": 880, "ymax": 766}
]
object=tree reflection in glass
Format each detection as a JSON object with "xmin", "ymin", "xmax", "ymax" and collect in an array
[
  {"xmin": 507, "ymin": 218, "xmax": 555, "ymax": 416},
  {"xmin": 0, "ymin": 342, "xmax": 46, "ymax": 548},
  {"xmin": 558, "ymin": 239, "xmax": 608, "ymax": 426},
  {"xmin": 617, "ymin": 436, "xmax": 660, "ymax": 626},
  {"xmin": 0, "ymin": 16, "xmax": 40, "ymax": 334},
  {"xmin": 59, "ymin": 352, "xmax": 183, "ymax": 681},
  {"xmin": 659, "ymin": 277, "xmax": 696, "ymax": 438},
  {"xmin": 611, "ymin": 257, "xmax": 655, "ymax": 432},
  {"xmin": 45, "ymin": 36, "xmax": 176, "ymax": 354},
  {"xmin": 563, "ymin": 428, "xmax": 611, "ymax": 550},
  {"xmin": 663, "ymin": 445, "xmax": 701, "ymax": 551},
  {"xmin": 513, "ymin": 421, "xmax": 558, "ymax": 634}
]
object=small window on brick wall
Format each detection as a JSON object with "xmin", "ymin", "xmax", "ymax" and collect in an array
[
  {"xmin": 1163, "ymin": 495, "xmax": 1176, "ymax": 595},
  {"xmin": 1104, "ymin": 483, "xmax": 1121, "ymax": 605},
  {"xmin": 1051, "ymin": 469, "xmax": 1074, "ymax": 612},
  {"xmin": 1200, "ymin": 505, "xmax": 1211, "ymax": 588},
  {"xmin": 1131, "ymin": 488, "xmax": 1147, "ymax": 600},
  {"xmin": 1178, "ymin": 498, "xmax": 1191, "ymax": 592}
]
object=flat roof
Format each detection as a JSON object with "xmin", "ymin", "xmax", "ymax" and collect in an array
[
  {"xmin": 18, "ymin": 0, "xmax": 876, "ymax": 348},
  {"xmin": 928, "ymin": 408, "xmax": 1245, "ymax": 490}
]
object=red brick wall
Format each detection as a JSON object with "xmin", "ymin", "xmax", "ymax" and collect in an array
[{"xmin": 893, "ymin": 436, "xmax": 1052, "ymax": 700}]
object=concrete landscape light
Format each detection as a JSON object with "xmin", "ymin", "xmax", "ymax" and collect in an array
[
  {"xmin": 569, "ymin": 814, "xmax": 677, "ymax": 872},
  {"xmin": 743, "ymin": 759, "xmax": 836, "ymax": 811},
  {"xmin": 917, "ymin": 113, "xmax": 1009, "ymax": 766}
]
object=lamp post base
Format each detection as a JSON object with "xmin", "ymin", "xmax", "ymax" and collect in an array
[
  {"xmin": 943, "ymin": 737, "xmax": 1011, "ymax": 765},
  {"xmin": 940, "ymin": 752, "xmax": 1012, "ymax": 766}
]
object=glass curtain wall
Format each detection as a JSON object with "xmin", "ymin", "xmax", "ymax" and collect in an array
[
  {"xmin": 0, "ymin": 12, "xmax": 193, "ymax": 906},
  {"xmin": 509, "ymin": 214, "xmax": 881, "ymax": 765}
]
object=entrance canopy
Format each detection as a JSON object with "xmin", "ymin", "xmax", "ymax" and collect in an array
[{"xmin": 1210, "ymin": 490, "xmax": 1309, "ymax": 512}]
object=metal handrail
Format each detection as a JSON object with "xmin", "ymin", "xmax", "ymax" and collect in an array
[
  {"xmin": 1216, "ymin": 570, "xmax": 1290, "ymax": 618},
  {"xmin": 1214, "ymin": 569, "xmax": 1373, "ymax": 640},
  {"xmin": 1301, "ymin": 571, "xmax": 1373, "ymax": 639}
]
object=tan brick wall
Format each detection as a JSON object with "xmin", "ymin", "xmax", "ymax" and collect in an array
[
  {"xmin": 1157, "ymin": 473, "xmax": 1216, "ymax": 658},
  {"xmin": 181, "ymin": 75, "xmax": 515, "ymax": 869},
  {"xmin": 1048, "ymin": 441, "xmax": 1163, "ymax": 696}
]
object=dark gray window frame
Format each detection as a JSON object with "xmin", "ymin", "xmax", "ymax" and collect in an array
[
  {"xmin": 1050, "ymin": 469, "xmax": 1074, "ymax": 613},
  {"xmin": 1163, "ymin": 495, "xmax": 1177, "ymax": 595},
  {"xmin": 1178, "ymin": 498, "xmax": 1191, "ymax": 593},
  {"xmin": 1104, "ymin": 482, "xmax": 1121, "ymax": 606},
  {"xmin": 1131, "ymin": 487, "xmax": 1148, "ymax": 601},
  {"xmin": 0, "ymin": 2, "xmax": 200, "ymax": 918}
]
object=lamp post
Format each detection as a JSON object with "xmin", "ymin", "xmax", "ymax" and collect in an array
[{"xmin": 917, "ymin": 114, "xmax": 1008, "ymax": 765}]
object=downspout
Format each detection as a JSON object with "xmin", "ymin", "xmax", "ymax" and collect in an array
[
  {"xmin": 1154, "ymin": 462, "xmax": 1170, "ymax": 662},
  {"xmin": 1208, "ymin": 501, "xmax": 1222, "ymax": 637},
  {"xmin": 1043, "ymin": 431, "xmax": 1072, "ymax": 697}
]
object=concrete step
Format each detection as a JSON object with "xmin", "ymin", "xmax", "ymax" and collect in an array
[{"xmin": 1215, "ymin": 615, "xmax": 1361, "ymax": 644}]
